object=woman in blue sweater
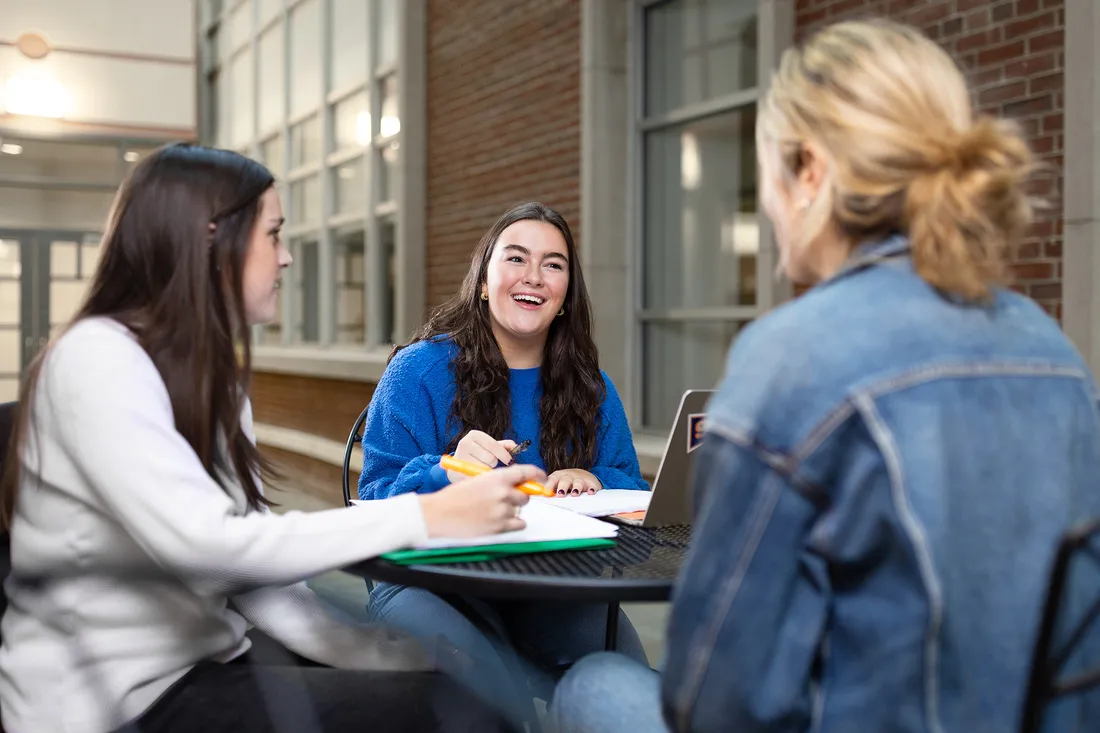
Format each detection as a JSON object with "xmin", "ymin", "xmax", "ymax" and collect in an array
[{"xmin": 357, "ymin": 201, "xmax": 649, "ymax": 714}]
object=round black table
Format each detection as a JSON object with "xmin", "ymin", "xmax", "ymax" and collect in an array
[{"xmin": 345, "ymin": 523, "xmax": 691, "ymax": 651}]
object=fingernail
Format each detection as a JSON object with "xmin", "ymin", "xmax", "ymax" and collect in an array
[
  {"xmin": 571, "ymin": 489, "xmax": 580, "ymax": 496},
  {"xmin": 557, "ymin": 490, "xmax": 565, "ymax": 496}
]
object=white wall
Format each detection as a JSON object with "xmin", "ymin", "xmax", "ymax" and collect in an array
[{"xmin": 0, "ymin": 0, "xmax": 196, "ymax": 132}]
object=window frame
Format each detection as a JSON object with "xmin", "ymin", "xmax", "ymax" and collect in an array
[
  {"xmin": 625, "ymin": 0, "xmax": 793, "ymax": 434},
  {"xmin": 197, "ymin": 0, "xmax": 425, "ymax": 381}
]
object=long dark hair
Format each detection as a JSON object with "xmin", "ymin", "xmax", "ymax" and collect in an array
[
  {"xmin": 395, "ymin": 202, "xmax": 605, "ymax": 473},
  {"xmin": 0, "ymin": 143, "xmax": 276, "ymax": 526}
]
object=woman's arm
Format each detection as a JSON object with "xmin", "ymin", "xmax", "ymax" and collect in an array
[
  {"xmin": 660, "ymin": 434, "xmax": 825, "ymax": 733},
  {"xmin": 587, "ymin": 373, "xmax": 649, "ymax": 491},
  {"xmin": 41, "ymin": 327, "xmax": 430, "ymax": 597},
  {"xmin": 356, "ymin": 350, "xmax": 451, "ymax": 500}
]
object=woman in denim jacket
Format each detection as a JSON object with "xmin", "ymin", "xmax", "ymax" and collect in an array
[{"xmin": 549, "ymin": 18, "xmax": 1100, "ymax": 733}]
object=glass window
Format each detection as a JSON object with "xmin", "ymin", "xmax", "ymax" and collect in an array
[
  {"xmin": 335, "ymin": 228, "xmax": 365, "ymax": 343},
  {"xmin": 230, "ymin": 48, "xmax": 255, "ymax": 148},
  {"xmin": 229, "ymin": 0, "xmax": 253, "ymax": 52},
  {"xmin": 289, "ymin": 114, "xmax": 321, "ymax": 168},
  {"xmin": 259, "ymin": 0, "xmax": 282, "ymax": 27},
  {"xmin": 331, "ymin": 0, "xmax": 368, "ymax": 92},
  {"xmin": 379, "ymin": 74, "xmax": 400, "ymax": 139},
  {"xmin": 257, "ymin": 24, "xmax": 285, "ymax": 135},
  {"xmin": 290, "ymin": 175, "xmax": 322, "ymax": 224},
  {"xmin": 645, "ymin": 0, "xmax": 757, "ymax": 116},
  {"xmin": 378, "ymin": 142, "xmax": 398, "ymax": 204},
  {"xmin": 333, "ymin": 91, "xmax": 370, "ymax": 150},
  {"xmin": 643, "ymin": 108, "xmax": 757, "ymax": 310},
  {"xmin": 642, "ymin": 321, "xmax": 740, "ymax": 429},
  {"xmin": 380, "ymin": 217, "xmax": 396, "ymax": 344},
  {"xmin": 293, "ymin": 238, "xmax": 320, "ymax": 343},
  {"xmin": 636, "ymin": 0, "xmax": 764, "ymax": 433},
  {"xmin": 260, "ymin": 135, "xmax": 284, "ymax": 176},
  {"xmin": 334, "ymin": 160, "xmax": 366, "ymax": 215},
  {"xmin": 288, "ymin": 0, "xmax": 321, "ymax": 118},
  {"xmin": 215, "ymin": 68, "xmax": 232, "ymax": 147},
  {"xmin": 378, "ymin": 0, "xmax": 398, "ymax": 69}
]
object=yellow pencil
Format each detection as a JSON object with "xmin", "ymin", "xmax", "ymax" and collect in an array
[{"xmin": 440, "ymin": 455, "xmax": 554, "ymax": 497}]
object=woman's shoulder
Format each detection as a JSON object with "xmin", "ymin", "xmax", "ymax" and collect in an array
[
  {"xmin": 382, "ymin": 336, "xmax": 459, "ymax": 384},
  {"xmin": 46, "ymin": 317, "xmax": 147, "ymax": 378}
]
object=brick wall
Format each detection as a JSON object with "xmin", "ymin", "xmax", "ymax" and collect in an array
[
  {"xmin": 425, "ymin": 0, "xmax": 582, "ymax": 311},
  {"xmin": 796, "ymin": 0, "xmax": 1066, "ymax": 319},
  {"xmin": 251, "ymin": 372, "xmax": 375, "ymax": 444}
]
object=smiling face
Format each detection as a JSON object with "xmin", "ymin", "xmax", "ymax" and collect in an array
[
  {"xmin": 241, "ymin": 187, "xmax": 292, "ymax": 325},
  {"xmin": 481, "ymin": 219, "xmax": 570, "ymax": 355}
]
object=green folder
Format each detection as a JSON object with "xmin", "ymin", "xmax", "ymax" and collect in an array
[{"xmin": 381, "ymin": 538, "xmax": 616, "ymax": 566}]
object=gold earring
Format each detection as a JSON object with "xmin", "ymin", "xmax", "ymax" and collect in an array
[
  {"xmin": 481, "ymin": 292, "xmax": 489, "ymax": 301},
  {"xmin": 557, "ymin": 307, "xmax": 565, "ymax": 317}
]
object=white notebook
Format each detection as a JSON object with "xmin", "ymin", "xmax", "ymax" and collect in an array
[
  {"xmin": 351, "ymin": 499, "xmax": 618, "ymax": 549},
  {"xmin": 530, "ymin": 489, "xmax": 653, "ymax": 518}
]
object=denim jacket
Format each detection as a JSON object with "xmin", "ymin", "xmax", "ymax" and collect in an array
[{"xmin": 661, "ymin": 235, "xmax": 1100, "ymax": 733}]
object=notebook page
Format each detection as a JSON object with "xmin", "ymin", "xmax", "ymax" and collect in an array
[
  {"xmin": 530, "ymin": 489, "xmax": 653, "ymax": 517},
  {"xmin": 351, "ymin": 499, "xmax": 618, "ymax": 549}
]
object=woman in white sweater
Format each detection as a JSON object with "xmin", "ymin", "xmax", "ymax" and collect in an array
[{"xmin": 0, "ymin": 143, "xmax": 538, "ymax": 733}]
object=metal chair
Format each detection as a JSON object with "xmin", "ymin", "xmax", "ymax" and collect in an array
[
  {"xmin": 341, "ymin": 406, "xmax": 371, "ymax": 507},
  {"xmin": 1020, "ymin": 515, "xmax": 1100, "ymax": 733}
]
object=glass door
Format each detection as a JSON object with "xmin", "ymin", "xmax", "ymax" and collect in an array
[{"xmin": 0, "ymin": 230, "xmax": 101, "ymax": 402}]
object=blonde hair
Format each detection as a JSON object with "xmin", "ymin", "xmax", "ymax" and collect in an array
[{"xmin": 758, "ymin": 19, "xmax": 1036, "ymax": 301}]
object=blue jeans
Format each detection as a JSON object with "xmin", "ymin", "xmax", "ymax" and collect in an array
[
  {"xmin": 548, "ymin": 652, "xmax": 668, "ymax": 733},
  {"xmin": 367, "ymin": 582, "xmax": 649, "ymax": 725}
]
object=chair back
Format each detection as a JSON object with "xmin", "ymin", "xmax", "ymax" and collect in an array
[
  {"xmin": 1021, "ymin": 516, "xmax": 1100, "ymax": 733},
  {"xmin": 341, "ymin": 407, "xmax": 371, "ymax": 507}
]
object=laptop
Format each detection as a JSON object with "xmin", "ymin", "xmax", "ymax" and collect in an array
[{"xmin": 612, "ymin": 389, "xmax": 715, "ymax": 527}]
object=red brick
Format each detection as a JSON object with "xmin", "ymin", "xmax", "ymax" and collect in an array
[
  {"xmin": 978, "ymin": 40, "xmax": 1027, "ymax": 65},
  {"xmin": 992, "ymin": 2, "xmax": 1014, "ymax": 22},
  {"xmin": 1045, "ymin": 241, "xmax": 1063, "ymax": 258},
  {"xmin": 1029, "ymin": 282, "xmax": 1061, "ymax": 300},
  {"xmin": 1003, "ymin": 94, "xmax": 1053, "ymax": 116},
  {"xmin": 979, "ymin": 80, "xmax": 1027, "ymax": 105},
  {"xmin": 1016, "ymin": 0, "xmax": 1042, "ymax": 14},
  {"xmin": 1012, "ymin": 262, "xmax": 1054, "ymax": 280},
  {"xmin": 827, "ymin": 0, "xmax": 867, "ymax": 16},
  {"xmin": 957, "ymin": 0, "xmax": 991, "ymax": 10},
  {"xmin": 1005, "ymin": 12, "xmax": 1056, "ymax": 39},
  {"xmin": 964, "ymin": 7, "xmax": 991, "ymax": 29},
  {"xmin": 958, "ymin": 30, "xmax": 998, "ymax": 53},
  {"xmin": 1029, "ymin": 30, "xmax": 1062, "ymax": 53},
  {"xmin": 1004, "ymin": 53, "xmax": 1056, "ymax": 79},
  {"xmin": 907, "ymin": 2, "xmax": 952, "ymax": 27},
  {"xmin": 1030, "ymin": 136, "xmax": 1055, "ymax": 154},
  {"xmin": 1029, "ymin": 72, "xmax": 1062, "ymax": 94}
]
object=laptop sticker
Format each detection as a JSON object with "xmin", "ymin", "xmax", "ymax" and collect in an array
[{"xmin": 687, "ymin": 413, "xmax": 706, "ymax": 453}]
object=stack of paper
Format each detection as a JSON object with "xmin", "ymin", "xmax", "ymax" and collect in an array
[
  {"xmin": 531, "ymin": 489, "xmax": 652, "ymax": 518},
  {"xmin": 352, "ymin": 500, "xmax": 619, "ymax": 565}
]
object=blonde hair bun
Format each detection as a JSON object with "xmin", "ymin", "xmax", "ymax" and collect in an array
[{"xmin": 759, "ymin": 19, "xmax": 1038, "ymax": 301}]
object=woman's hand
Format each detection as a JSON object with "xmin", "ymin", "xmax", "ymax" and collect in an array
[
  {"xmin": 448, "ymin": 430, "xmax": 517, "ymax": 483},
  {"xmin": 546, "ymin": 469, "xmax": 602, "ymax": 496},
  {"xmin": 419, "ymin": 464, "xmax": 543, "ymax": 538}
]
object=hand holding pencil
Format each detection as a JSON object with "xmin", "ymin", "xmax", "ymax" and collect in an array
[
  {"xmin": 441, "ymin": 455, "xmax": 554, "ymax": 497},
  {"xmin": 419, "ymin": 462, "xmax": 544, "ymax": 538}
]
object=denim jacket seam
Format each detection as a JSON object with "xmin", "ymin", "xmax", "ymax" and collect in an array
[
  {"xmin": 864, "ymin": 362, "xmax": 1089, "ymax": 399},
  {"xmin": 852, "ymin": 391, "xmax": 946, "ymax": 733},
  {"xmin": 705, "ymin": 422, "xmax": 831, "ymax": 510},
  {"xmin": 675, "ymin": 462, "xmax": 786, "ymax": 731}
]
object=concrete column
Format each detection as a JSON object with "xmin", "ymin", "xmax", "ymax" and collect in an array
[
  {"xmin": 580, "ymin": 0, "xmax": 631, "ymax": 393},
  {"xmin": 1062, "ymin": 0, "xmax": 1100, "ymax": 375}
]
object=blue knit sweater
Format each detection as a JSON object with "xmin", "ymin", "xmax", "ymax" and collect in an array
[{"xmin": 357, "ymin": 338, "xmax": 649, "ymax": 500}]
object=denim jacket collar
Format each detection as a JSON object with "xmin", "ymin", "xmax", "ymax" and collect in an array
[{"xmin": 821, "ymin": 233, "xmax": 911, "ymax": 289}]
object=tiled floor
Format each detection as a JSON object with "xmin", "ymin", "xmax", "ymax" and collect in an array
[{"xmin": 267, "ymin": 470, "xmax": 670, "ymax": 667}]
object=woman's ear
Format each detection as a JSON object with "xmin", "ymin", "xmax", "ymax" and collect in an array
[{"xmin": 796, "ymin": 141, "xmax": 831, "ymax": 204}]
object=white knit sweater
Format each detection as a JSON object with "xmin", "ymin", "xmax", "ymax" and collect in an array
[{"xmin": 0, "ymin": 318, "xmax": 433, "ymax": 733}]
